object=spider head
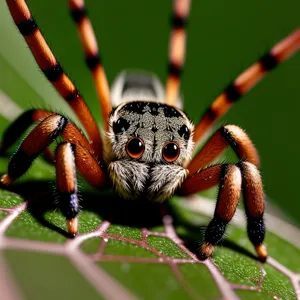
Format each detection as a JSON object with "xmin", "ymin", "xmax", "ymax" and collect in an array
[{"xmin": 107, "ymin": 101, "xmax": 194, "ymax": 201}]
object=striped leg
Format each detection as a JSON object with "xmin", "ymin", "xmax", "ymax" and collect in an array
[
  {"xmin": 5, "ymin": 0, "xmax": 103, "ymax": 159},
  {"xmin": 0, "ymin": 114, "xmax": 94, "ymax": 185},
  {"xmin": 194, "ymin": 28, "xmax": 300, "ymax": 144},
  {"xmin": 165, "ymin": 0, "xmax": 191, "ymax": 106},
  {"xmin": 56, "ymin": 142, "xmax": 79, "ymax": 236},
  {"xmin": 238, "ymin": 161, "xmax": 266, "ymax": 260},
  {"xmin": 179, "ymin": 162, "xmax": 266, "ymax": 260},
  {"xmin": 187, "ymin": 124, "xmax": 259, "ymax": 175},
  {"xmin": 56, "ymin": 142, "xmax": 105, "ymax": 236},
  {"xmin": 68, "ymin": 0, "xmax": 111, "ymax": 131},
  {"xmin": 0, "ymin": 109, "xmax": 52, "ymax": 154}
]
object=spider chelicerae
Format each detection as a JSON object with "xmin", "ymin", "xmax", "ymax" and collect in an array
[{"xmin": 1, "ymin": 0, "xmax": 299, "ymax": 260}]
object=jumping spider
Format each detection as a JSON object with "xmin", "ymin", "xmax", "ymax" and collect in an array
[{"xmin": 1, "ymin": 0, "xmax": 299, "ymax": 260}]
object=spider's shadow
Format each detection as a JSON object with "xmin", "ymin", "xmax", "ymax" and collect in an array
[
  {"xmin": 4, "ymin": 180, "xmax": 164, "ymax": 235},
  {"xmin": 2, "ymin": 180, "xmax": 257, "ymax": 261},
  {"xmin": 173, "ymin": 218, "xmax": 258, "ymax": 261}
]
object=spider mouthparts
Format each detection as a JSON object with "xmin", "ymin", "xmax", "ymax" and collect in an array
[
  {"xmin": 199, "ymin": 242, "xmax": 214, "ymax": 260},
  {"xmin": 0, "ymin": 174, "xmax": 13, "ymax": 185},
  {"xmin": 255, "ymin": 244, "xmax": 268, "ymax": 262},
  {"xmin": 66, "ymin": 218, "xmax": 78, "ymax": 237}
]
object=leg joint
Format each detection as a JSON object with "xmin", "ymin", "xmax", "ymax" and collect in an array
[{"xmin": 218, "ymin": 126, "xmax": 239, "ymax": 153}]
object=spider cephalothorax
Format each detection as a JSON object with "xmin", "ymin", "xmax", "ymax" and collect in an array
[
  {"xmin": 1, "ymin": 0, "xmax": 300, "ymax": 260},
  {"xmin": 107, "ymin": 101, "xmax": 194, "ymax": 201}
]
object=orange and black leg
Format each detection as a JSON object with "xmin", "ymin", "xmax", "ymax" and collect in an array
[
  {"xmin": 0, "ymin": 113, "xmax": 105, "ymax": 235},
  {"xmin": 238, "ymin": 161, "xmax": 267, "ymax": 260},
  {"xmin": 180, "ymin": 124, "xmax": 266, "ymax": 259},
  {"xmin": 56, "ymin": 142, "xmax": 79, "ymax": 236},
  {"xmin": 179, "ymin": 162, "xmax": 266, "ymax": 261},
  {"xmin": 165, "ymin": 0, "xmax": 191, "ymax": 106},
  {"xmin": 194, "ymin": 28, "xmax": 300, "ymax": 144},
  {"xmin": 187, "ymin": 124, "xmax": 259, "ymax": 175},
  {"xmin": 55, "ymin": 142, "xmax": 105, "ymax": 235},
  {"xmin": 68, "ymin": 0, "xmax": 111, "ymax": 131},
  {"xmin": 0, "ymin": 114, "xmax": 94, "ymax": 185},
  {"xmin": 5, "ymin": 0, "xmax": 103, "ymax": 159},
  {"xmin": 0, "ymin": 109, "xmax": 53, "ymax": 161}
]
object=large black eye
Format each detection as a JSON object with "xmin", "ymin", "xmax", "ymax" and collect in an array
[
  {"xmin": 162, "ymin": 142, "xmax": 180, "ymax": 162},
  {"xmin": 178, "ymin": 124, "xmax": 190, "ymax": 140},
  {"xmin": 126, "ymin": 137, "xmax": 145, "ymax": 159},
  {"xmin": 113, "ymin": 117, "xmax": 130, "ymax": 134}
]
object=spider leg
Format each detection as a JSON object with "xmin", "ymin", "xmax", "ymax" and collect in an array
[
  {"xmin": 56, "ymin": 142, "xmax": 105, "ymax": 236},
  {"xmin": 187, "ymin": 124, "xmax": 259, "ymax": 175},
  {"xmin": 0, "ymin": 114, "xmax": 94, "ymax": 185},
  {"xmin": 72, "ymin": 143, "xmax": 105, "ymax": 189},
  {"xmin": 56, "ymin": 142, "xmax": 79, "ymax": 236},
  {"xmin": 5, "ymin": 0, "xmax": 103, "ymax": 159},
  {"xmin": 179, "ymin": 164, "xmax": 223, "ymax": 195},
  {"xmin": 165, "ymin": 0, "xmax": 191, "ymax": 106},
  {"xmin": 193, "ymin": 28, "xmax": 300, "ymax": 144},
  {"xmin": 238, "ymin": 161, "xmax": 266, "ymax": 261},
  {"xmin": 68, "ymin": 0, "xmax": 111, "ymax": 131},
  {"xmin": 0, "ymin": 109, "xmax": 54, "ymax": 161},
  {"xmin": 179, "ymin": 162, "xmax": 266, "ymax": 261}
]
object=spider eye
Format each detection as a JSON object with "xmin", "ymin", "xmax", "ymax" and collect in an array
[
  {"xmin": 113, "ymin": 117, "xmax": 130, "ymax": 134},
  {"xmin": 162, "ymin": 142, "xmax": 180, "ymax": 162},
  {"xmin": 178, "ymin": 124, "xmax": 190, "ymax": 140},
  {"xmin": 126, "ymin": 137, "xmax": 145, "ymax": 159}
]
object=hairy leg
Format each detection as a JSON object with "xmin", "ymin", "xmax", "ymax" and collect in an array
[
  {"xmin": 5, "ymin": 0, "xmax": 103, "ymax": 158},
  {"xmin": 179, "ymin": 162, "xmax": 266, "ymax": 260},
  {"xmin": 68, "ymin": 0, "xmax": 111, "ymax": 131},
  {"xmin": 0, "ymin": 109, "xmax": 55, "ymax": 162},
  {"xmin": 55, "ymin": 142, "xmax": 105, "ymax": 235},
  {"xmin": 56, "ymin": 142, "xmax": 79, "ymax": 236},
  {"xmin": 238, "ymin": 161, "xmax": 266, "ymax": 260},
  {"xmin": 0, "ymin": 114, "xmax": 94, "ymax": 185},
  {"xmin": 0, "ymin": 109, "xmax": 52, "ymax": 153},
  {"xmin": 187, "ymin": 124, "xmax": 259, "ymax": 175},
  {"xmin": 165, "ymin": 0, "xmax": 191, "ymax": 106}
]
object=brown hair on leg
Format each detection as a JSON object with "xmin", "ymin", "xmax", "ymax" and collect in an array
[
  {"xmin": 0, "ymin": 109, "xmax": 52, "ymax": 154},
  {"xmin": 55, "ymin": 142, "xmax": 79, "ymax": 236},
  {"xmin": 187, "ymin": 124, "xmax": 259, "ymax": 175},
  {"xmin": 6, "ymin": 0, "xmax": 103, "ymax": 159},
  {"xmin": 165, "ymin": 0, "xmax": 191, "ymax": 106},
  {"xmin": 68, "ymin": 0, "xmax": 111, "ymax": 131},
  {"xmin": 199, "ymin": 164, "xmax": 242, "ymax": 259},
  {"xmin": 0, "ymin": 114, "xmax": 95, "ymax": 185},
  {"xmin": 238, "ymin": 161, "xmax": 267, "ymax": 261}
]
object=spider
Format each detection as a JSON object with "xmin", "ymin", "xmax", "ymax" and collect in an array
[{"xmin": 1, "ymin": 0, "xmax": 299, "ymax": 261}]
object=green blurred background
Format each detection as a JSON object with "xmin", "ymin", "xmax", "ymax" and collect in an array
[{"xmin": 0, "ymin": 0, "xmax": 300, "ymax": 224}]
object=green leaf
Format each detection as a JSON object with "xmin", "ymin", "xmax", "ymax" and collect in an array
[{"xmin": 1, "ymin": 1, "xmax": 300, "ymax": 299}]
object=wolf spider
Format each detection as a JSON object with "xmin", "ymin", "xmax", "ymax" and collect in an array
[{"xmin": 1, "ymin": 0, "xmax": 299, "ymax": 260}]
